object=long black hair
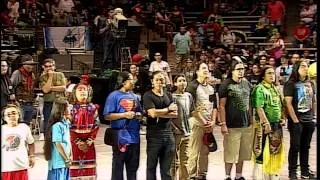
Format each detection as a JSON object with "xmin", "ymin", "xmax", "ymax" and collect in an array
[
  {"xmin": 43, "ymin": 99, "xmax": 69, "ymax": 161},
  {"xmin": 226, "ymin": 56, "xmax": 244, "ymax": 78},
  {"xmin": 287, "ymin": 59, "xmax": 309, "ymax": 83}
]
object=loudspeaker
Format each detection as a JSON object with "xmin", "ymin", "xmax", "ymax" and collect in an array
[{"xmin": 148, "ymin": 40, "xmax": 167, "ymax": 62}]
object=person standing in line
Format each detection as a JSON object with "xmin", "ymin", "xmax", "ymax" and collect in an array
[
  {"xmin": 186, "ymin": 63, "xmax": 218, "ymax": 180},
  {"xmin": 10, "ymin": 54, "xmax": 38, "ymax": 125},
  {"xmin": 104, "ymin": 72, "xmax": 142, "ymax": 180},
  {"xmin": 284, "ymin": 60, "xmax": 316, "ymax": 179},
  {"xmin": 251, "ymin": 65, "xmax": 286, "ymax": 180},
  {"xmin": 39, "ymin": 58, "xmax": 66, "ymax": 132},
  {"xmin": 69, "ymin": 82, "xmax": 99, "ymax": 179},
  {"xmin": 219, "ymin": 57, "xmax": 253, "ymax": 180},
  {"xmin": 44, "ymin": 99, "xmax": 72, "ymax": 180},
  {"xmin": 1, "ymin": 104, "xmax": 35, "ymax": 180},
  {"xmin": 170, "ymin": 74, "xmax": 195, "ymax": 180},
  {"xmin": 143, "ymin": 71, "xmax": 178, "ymax": 180},
  {"xmin": 173, "ymin": 26, "xmax": 192, "ymax": 73}
]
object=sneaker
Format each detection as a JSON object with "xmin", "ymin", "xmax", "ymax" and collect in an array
[
  {"xmin": 301, "ymin": 170, "xmax": 316, "ymax": 179},
  {"xmin": 235, "ymin": 177, "xmax": 245, "ymax": 180},
  {"xmin": 139, "ymin": 127, "xmax": 146, "ymax": 135},
  {"xmin": 38, "ymin": 133, "xmax": 45, "ymax": 141},
  {"xmin": 289, "ymin": 173, "xmax": 298, "ymax": 179}
]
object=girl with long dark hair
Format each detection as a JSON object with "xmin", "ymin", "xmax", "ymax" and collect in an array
[{"xmin": 44, "ymin": 99, "xmax": 72, "ymax": 180}]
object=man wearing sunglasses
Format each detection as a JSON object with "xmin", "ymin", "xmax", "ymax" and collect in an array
[{"xmin": 39, "ymin": 58, "xmax": 66, "ymax": 134}]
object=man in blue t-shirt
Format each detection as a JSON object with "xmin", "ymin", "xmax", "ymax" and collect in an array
[{"xmin": 103, "ymin": 72, "xmax": 142, "ymax": 180}]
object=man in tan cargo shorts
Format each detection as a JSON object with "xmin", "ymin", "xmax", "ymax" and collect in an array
[{"xmin": 218, "ymin": 57, "xmax": 253, "ymax": 180}]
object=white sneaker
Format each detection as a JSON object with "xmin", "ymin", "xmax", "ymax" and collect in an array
[
  {"xmin": 253, "ymin": 163, "xmax": 264, "ymax": 180},
  {"xmin": 140, "ymin": 127, "xmax": 146, "ymax": 135},
  {"xmin": 39, "ymin": 133, "xmax": 45, "ymax": 141}
]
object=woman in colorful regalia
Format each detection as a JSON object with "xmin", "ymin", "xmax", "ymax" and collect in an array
[
  {"xmin": 251, "ymin": 65, "xmax": 286, "ymax": 180},
  {"xmin": 69, "ymin": 83, "xmax": 99, "ymax": 179}
]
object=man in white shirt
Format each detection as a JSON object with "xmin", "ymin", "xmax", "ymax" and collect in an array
[{"xmin": 149, "ymin": 52, "xmax": 172, "ymax": 87}]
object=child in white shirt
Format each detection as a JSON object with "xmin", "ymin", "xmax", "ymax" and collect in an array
[{"xmin": 1, "ymin": 104, "xmax": 35, "ymax": 180}]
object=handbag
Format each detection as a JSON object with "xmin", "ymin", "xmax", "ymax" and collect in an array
[
  {"xmin": 104, "ymin": 127, "xmax": 118, "ymax": 146},
  {"xmin": 203, "ymin": 133, "xmax": 218, "ymax": 152},
  {"xmin": 104, "ymin": 121, "xmax": 138, "ymax": 146}
]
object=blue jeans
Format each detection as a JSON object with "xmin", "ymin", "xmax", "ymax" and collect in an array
[
  {"xmin": 42, "ymin": 102, "xmax": 53, "ymax": 132},
  {"xmin": 146, "ymin": 131, "xmax": 175, "ymax": 180},
  {"xmin": 21, "ymin": 102, "xmax": 34, "ymax": 125},
  {"xmin": 111, "ymin": 143, "xmax": 140, "ymax": 180}
]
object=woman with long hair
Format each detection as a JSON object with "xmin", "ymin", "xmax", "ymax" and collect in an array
[
  {"xmin": 44, "ymin": 99, "xmax": 72, "ymax": 180},
  {"xmin": 284, "ymin": 60, "xmax": 316, "ymax": 179},
  {"xmin": 251, "ymin": 65, "xmax": 286, "ymax": 179}
]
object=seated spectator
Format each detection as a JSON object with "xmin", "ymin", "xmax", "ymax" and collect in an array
[
  {"xmin": 169, "ymin": 5, "xmax": 184, "ymax": 32},
  {"xmin": 7, "ymin": 0, "xmax": 19, "ymax": 24},
  {"xmin": 28, "ymin": 3, "xmax": 41, "ymax": 26},
  {"xmin": 51, "ymin": 0, "xmax": 61, "ymax": 16},
  {"xmin": 58, "ymin": 0, "xmax": 75, "ymax": 13},
  {"xmin": 293, "ymin": 21, "xmax": 311, "ymax": 48},
  {"xmin": 300, "ymin": 1, "xmax": 316, "ymax": 26},
  {"xmin": 233, "ymin": 0, "xmax": 250, "ymax": 11},
  {"xmin": 66, "ymin": 7, "xmax": 83, "ymax": 26},
  {"xmin": 203, "ymin": 16, "xmax": 222, "ymax": 43},
  {"xmin": 186, "ymin": 26, "xmax": 201, "ymax": 52},
  {"xmin": 220, "ymin": 26, "xmax": 236, "ymax": 48},
  {"xmin": 254, "ymin": 11, "xmax": 270, "ymax": 37},
  {"xmin": 267, "ymin": 0, "xmax": 285, "ymax": 31},
  {"xmin": 219, "ymin": 0, "xmax": 233, "ymax": 15},
  {"xmin": 52, "ymin": 9, "xmax": 67, "ymax": 26},
  {"xmin": 155, "ymin": 7, "xmax": 173, "ymax": 37},
  {"xmin": 268, "ymin": 32, "xmax": 285, "ymax": 63},
  {"xmin": 301, "ymin": 50, "xmax": 315, "ymax": 64}
]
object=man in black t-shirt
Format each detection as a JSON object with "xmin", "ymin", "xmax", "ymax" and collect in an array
[
  {"xmin": 143, "ymin": 71, "xmax": 178, "ymax": 180},
  {"xmin": 218, "ymin": 57, "xmax": 253, "ymax": 180},
  {"xmin": 283, "ymin": 60, "xmax": 316, "ymax": 179}
]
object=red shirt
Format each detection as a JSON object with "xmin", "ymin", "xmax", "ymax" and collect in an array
[
  {"xmin": 293, "ymin": 25, "xmax": 311, "ymax": 41},
  {"xmin": 268, "ymin": 1, "xmax": 285, "ymax": 21}
]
